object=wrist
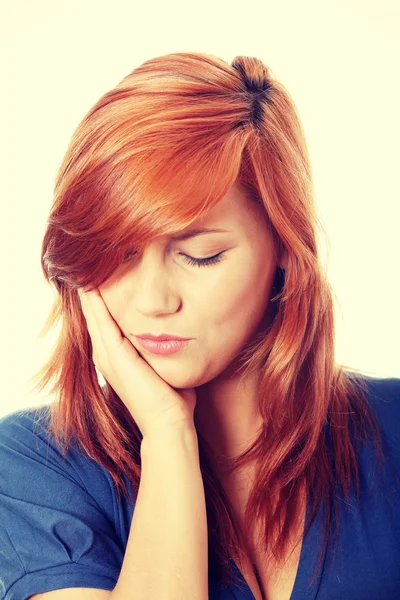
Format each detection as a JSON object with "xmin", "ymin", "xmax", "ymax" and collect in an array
[{"xmin": 141, "ymin": 422, "xmax": 199, "ymax": 451}]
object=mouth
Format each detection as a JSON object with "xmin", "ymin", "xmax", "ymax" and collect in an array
[
  {"xmin": 134, "ymin": 336, "xmax": 191, "ymax": 356},
  {"xmin": 135, "ymin": 334, "xmax": 191, "ymax": 342}
]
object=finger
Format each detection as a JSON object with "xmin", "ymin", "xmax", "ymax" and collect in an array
[
  {"xmin": 80, "ymin": 291, "xmax": 161, "ymax": 392},
  {"xmin": 77, "ymin": 289, "xmax": 102, "ymax": 366},
  {"xmin": 77, "ymin": 288, "xmax": 90, "ymax": 316},
  {"xmin": 78, "ymin": 290, "xmax": 99, "ymax": 338},
  {"xmin": 80, "ymin": 288, "xmax": 125, "ymax": 355}
]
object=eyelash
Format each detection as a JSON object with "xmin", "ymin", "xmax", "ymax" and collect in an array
[
  {"xmin": 182, "ymin": 252, "xmax": 225, "ymax": 268},
  {"xmin": 123, "ymin": 250, "xmax": 225, "ymax": 268}
]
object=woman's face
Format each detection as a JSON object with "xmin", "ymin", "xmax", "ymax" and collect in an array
[{"xmin": 98, "ymin": 181, "xmax": 282, "ymax": 389}]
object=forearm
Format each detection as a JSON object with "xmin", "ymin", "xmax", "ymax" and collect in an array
[{"xmin": 111, "ymin": 425, "xmax": 208, "ymax": 600}]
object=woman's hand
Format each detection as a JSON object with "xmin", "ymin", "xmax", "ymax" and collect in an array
[{"xmin": 78, "ymin": 288, "xmax": 197, "ymax": 439}]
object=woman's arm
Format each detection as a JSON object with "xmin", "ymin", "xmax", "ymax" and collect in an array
[{"xmin": 111, "ymin": 423, "xmax": 208, "ymax": 600}]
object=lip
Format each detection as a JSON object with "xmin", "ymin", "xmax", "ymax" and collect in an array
[
  {"xmin": 135, "ymin": 333, "xmax": 191, "ymax": 341},
  {"xmin": 134, "ymin": 336, "xmax": 191, "ymax": 356}
]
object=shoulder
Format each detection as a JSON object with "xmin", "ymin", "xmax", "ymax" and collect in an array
[
  {"xmin": 0, "ymin": 403, "xmax": 52, "ymax": 445},
  {"xmin": 358, "ymin": 373, "xmax": 400, "ymax": 442},
  {"xmin": 0, "ymin": 404, "xmax": 78, "ymax": 483},
  {"xmin": 0, "ymin": 405, "xmax": 126, "ymax": 597},
  {"xmin": 361, "ymin": 372, "xmax": 400, "ymax": 406},
  {"xmin": 347, "ymin": 373, "xmax": 400, "ymax": 493},
  {"xmin": 0, "ymin": 404, "xmax": 130, "ymax": 524},
  {"xmin": 0, "ymin": 405, "xmax": 54, "ymax": 473},
  {"xmin": 318, "ymin": 376, "xmax": 400, "ymax": 600}
]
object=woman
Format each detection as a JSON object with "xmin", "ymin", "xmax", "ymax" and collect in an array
[{"xmin": 0, "ymin": 51, "xmax": 399, "ymax": 600}]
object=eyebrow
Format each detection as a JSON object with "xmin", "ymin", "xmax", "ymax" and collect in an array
[{"xmin": 170, "ymin": 227, "xmax": 230, "ymax": 240}]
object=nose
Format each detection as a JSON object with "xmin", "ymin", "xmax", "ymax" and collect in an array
[{"xmin": 127, "ymin": 248, "xmax": 182, "ymax": 316}]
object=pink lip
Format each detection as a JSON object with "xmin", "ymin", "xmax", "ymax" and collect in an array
[
  {"xmin": 134, "ymin": 336, "xmax": 191, "ymax": 355},
  {"xmin": 135, "ymin": 333, "xmax": 191, "ymax": 341}
]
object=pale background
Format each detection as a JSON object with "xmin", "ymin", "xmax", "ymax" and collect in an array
[{"xmin": 0, "ymin": 0, "xmax": 399, "ymax": 420}]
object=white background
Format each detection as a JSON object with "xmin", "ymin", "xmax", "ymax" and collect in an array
[{"xmin": 0, "ymin": 0, "xmax": 399, "ymax": 419}]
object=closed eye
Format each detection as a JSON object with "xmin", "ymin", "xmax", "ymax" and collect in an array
[
  {"xmin": 181, "ymin": 252, "xmax": 226, "ymax": 267},
  {"xmin": 123, "ymin": 249, "xmax": 226, "ymax": 268}
]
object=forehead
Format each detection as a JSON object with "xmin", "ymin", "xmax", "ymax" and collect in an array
[
  {"xmin": 185, "ymin": 181, "xmax": 266, "ymax": 231},
  {"xmin": 146, "ymin": 181, "xmax": 270, "ymax": 248}
]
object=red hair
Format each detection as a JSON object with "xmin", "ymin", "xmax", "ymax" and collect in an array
[{"xmin": 27, "ymin": 52, "xmax": 383, "ymax": 590}]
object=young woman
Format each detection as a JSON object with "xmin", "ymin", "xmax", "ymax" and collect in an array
[{"xmin": 0, "ymin": 51, "xmax": 399, "ymax": 600}]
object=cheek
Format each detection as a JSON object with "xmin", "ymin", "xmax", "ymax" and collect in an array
[{"xmin": 208, "ymin": 258, "xmax": 275, "ymax": 333}]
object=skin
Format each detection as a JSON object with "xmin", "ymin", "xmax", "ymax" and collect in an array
[{"xmin": 99, "ymin": 180, "xmax": 287, "ymax": 478}]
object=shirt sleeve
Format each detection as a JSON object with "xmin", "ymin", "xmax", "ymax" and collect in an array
[{"xmin": 0, "ymin": 408, "xmax": 124, "ymax": 600}]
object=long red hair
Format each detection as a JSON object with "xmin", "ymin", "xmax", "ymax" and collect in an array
[{"xmin": 27, "ymin": 52, "xmax": 383, "ymax": 590}]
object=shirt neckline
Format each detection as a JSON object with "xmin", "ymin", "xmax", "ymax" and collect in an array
[{"xmin": 228, "ymin": 491, "xmax": 328, "ymax": 600}]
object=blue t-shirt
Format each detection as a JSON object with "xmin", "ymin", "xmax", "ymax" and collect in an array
[{"xmin": 0, "ymin": 374, "xmax": 399, "ymax": 600}]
